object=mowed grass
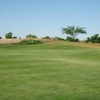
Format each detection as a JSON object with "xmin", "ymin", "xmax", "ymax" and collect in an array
[{"xmin": 0, "ymin": 43, "xmax": 100, "ymax": 100}]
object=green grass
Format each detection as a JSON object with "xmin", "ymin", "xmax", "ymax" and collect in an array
[{"xmin": 0, "ymin": 43, "xmax": 100, "ymax": 100}]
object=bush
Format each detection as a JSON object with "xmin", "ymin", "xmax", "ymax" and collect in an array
[
  {"xmin": 42, "ymin": 36, "xmax": 50, "ymax": 39},
  {"xmin": 66, "ymin": 36, "xmax": 79, "ymax": 42},
  {"xmin": 26, "ymin": 34, "xmax": 32, "ymax": 38},
  {"xmin": 53, "ymin": 37, "xmax": 65, "ymax": 41},
  {"xmin": 66, "ymin": 36, "xmax": 73, "ymax": 41},
  {"xmin": 85, "ymin": 34, "xmax": 100, "ymax": 43},
  {"xmin": 97, "ymin": 37, "xmax": 100, "ymax": 43},
  {"xmin": 19, "ymin": 39, "xmax": 42, "ymax": 44},
  {"xmin": 5, "ymin": 32, "xmax": 12, "ymax": 39},
  {"xmin": 12, "ymin": 36, "xmax": 17, "ymax": 39},
  {"xmin": 26, "ymin": 34, "xmax": 37, "ymax": 38},
  {"xmin": 0, "ymin": 36, "xmax": 2, "ymax": 39},
  {"xmin": 32, "ymin": 35, "xmax": 37, "ymax": 38},
  {"xmin": 85, "ymin": 37, "xmax": 91, "ymax": 43},
  {"xmin": 74, "ymin": 38, "xmax": 79, "ymax": 42}
]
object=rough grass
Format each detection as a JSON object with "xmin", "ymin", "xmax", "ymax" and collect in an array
[{"xmin": 0, "ymin": 43, "xmax": 100, "ymax": 100}]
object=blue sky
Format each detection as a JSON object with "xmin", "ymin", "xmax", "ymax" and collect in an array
[{"xmin": 0, "ymin": 0, "xmax": 100, "ymax": 40}]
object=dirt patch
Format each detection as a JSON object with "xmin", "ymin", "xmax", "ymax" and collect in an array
[
  {"xmin": 0, "ymin": 38, "xmax": 54, "ymax": 44},
  {"xmin": 0, "ymin": 39, "xmax": 21, "ymax": 44}
]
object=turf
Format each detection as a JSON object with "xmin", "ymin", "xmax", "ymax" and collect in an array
[{"xmin": 0, "ymin": 43, "xmax": 100, "ymax": 100}]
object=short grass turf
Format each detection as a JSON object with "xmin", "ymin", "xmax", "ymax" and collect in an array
[{"xmin": 0, "ymin": 43, "xmax": 100, "ymax": 100}]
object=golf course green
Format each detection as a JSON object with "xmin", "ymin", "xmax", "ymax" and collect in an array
[{"xmin": 0, "ymin": 43, "xmax": 100, "ymax": 100}]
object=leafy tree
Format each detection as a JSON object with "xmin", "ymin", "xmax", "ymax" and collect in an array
[
  {"xmin": 0, "ymin": 36, "xmax": 2, "ymax": 39},
  {"xmin": 62, "ymin": 26, "xmax": 87, "ymax": 41},
  {"xmin": 5, "ymin": 32, "xmax": 12, "ymax": 39}
]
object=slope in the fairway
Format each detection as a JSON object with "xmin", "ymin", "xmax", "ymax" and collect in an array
[{"xmin": 0, "ymin": 43, "xmax": 100, "ymax": 100}]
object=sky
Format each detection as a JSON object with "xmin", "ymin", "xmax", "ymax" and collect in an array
[{"xmin": 0, "ymin": 0, "xmax": 100, "ymax": 40}]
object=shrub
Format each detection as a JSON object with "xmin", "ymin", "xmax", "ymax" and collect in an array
[
  {"xmin": 0, "ymin": 36, "xmax": 2, "ymax": 39},
  {"xmin": 19, "ymin": 39, "xmax": 42, "ymax": 44},
  {"xmin": 85, "ymin": 34, "xmax": 100, "ymax": 43},
  {"xmin": 26, "ymin": 34, "xmax": 37, "ymax": 38},
  {"xmin": 97, "ymin": 37, "xmax": 100, "ymax": 43},
  {"xmin": 42, "ymin": 36, "xmax": 50, "ymax": 39},
  {"xmin": 53, "ymin": 37, "xmax": 65, "ymax": 41},
  {"xmin": 66, "ymin": 36, "xmax": 73, "ymax": 41},
  {"xmin": 5, "ymin": 32, "xmax": 12, "ymax": 39},
  {"xmin": 85, "ymin": 37, "xmax": 91, "ymax": 43},
  {"xmin": 12, "ymin": 36, "xmax": 17, "ymax": 39},
  {"xmin": 26, "ymin": 34, "xmax": 32, "ymax": 38},
  {"xmin": 66, "ymin": 36, "xmax": 79, "ymax": 42},
  {"xmin": 32, "ymin": 35, "xmax": 37, "ymax": 38},
  {"xmin": 74, "ymin": 38, "xmax": 79, "ymax": 42}
]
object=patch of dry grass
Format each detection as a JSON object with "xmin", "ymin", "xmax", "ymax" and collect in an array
[
  {"xmin": 0, "ymin": 39, "xmax": 20, "ymax": 44},
  {"xmin": 0, "ymin": 38, "xmax": 100, "ymax": 48}
]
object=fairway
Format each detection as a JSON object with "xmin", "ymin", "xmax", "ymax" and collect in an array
[{"xmin": 0, "ymin": 43, "xmax": 100, "ymax": 100}]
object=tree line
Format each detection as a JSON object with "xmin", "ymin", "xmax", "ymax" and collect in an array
[{"xmin": 0, "ymin": 26, "xmax": 100, "ymax": 43}]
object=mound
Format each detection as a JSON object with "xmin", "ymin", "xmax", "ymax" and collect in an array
[{"xmin": 0, "ymin": 39, "xmax": 21, "ymax": 44}]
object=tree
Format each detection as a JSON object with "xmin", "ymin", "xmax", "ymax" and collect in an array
[
  {"xmin": 0, "ymin": 36, "xmax": 2, "ymax": 39},
  {"xmin": 62, "ymin": 26, "xmax": 87, "ymax": 41},
  {"xmin": 5, "ymin": 32, "xmax": 12, "ymax": 39}
]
